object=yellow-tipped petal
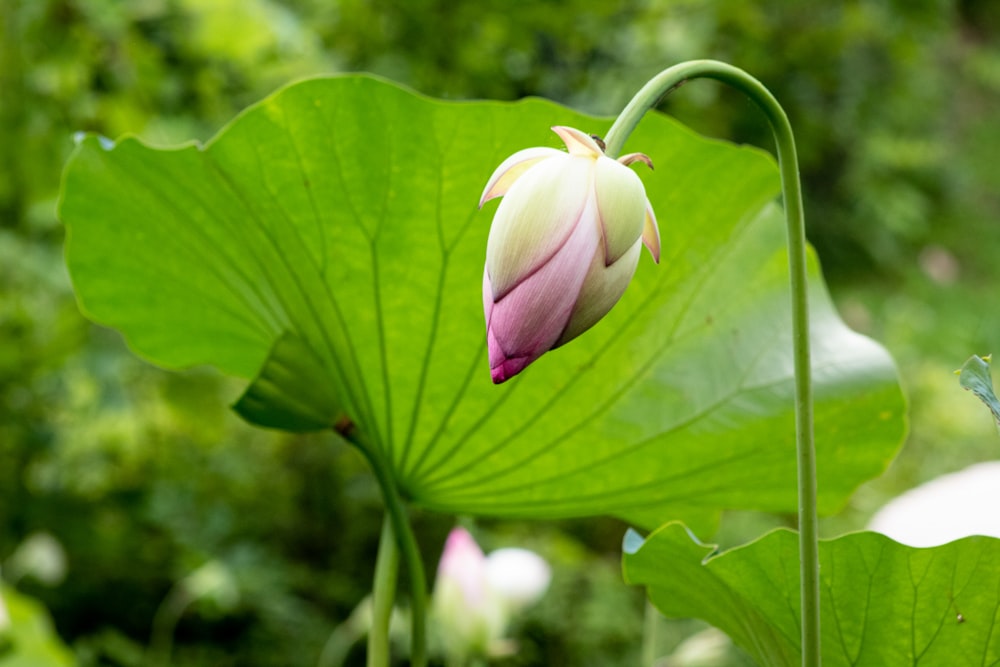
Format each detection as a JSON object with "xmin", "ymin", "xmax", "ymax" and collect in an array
[
  {"xmin": 552, "ymin": 126, "xmax": 604, "ymax": 157},
  {"xmin": 642, "ymin": 202, "xmax": 660, "ymax": 263},
  {"xmin": 479, "ymin": 147, "xmax": 563, "ymax": 206}
]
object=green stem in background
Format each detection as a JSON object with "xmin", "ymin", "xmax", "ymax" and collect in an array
[
  {"xmin": 343, "ymin": 424, "xmax": 429, "ymax": 667},
  {"xmin": 147, "ymin": 579, "xmax": 193, "ymax": 667},
  {"xmin": 605, "ymin": 60, "xmax": 818, "ymax": 667},
  {"xmin": 641, "ymin": 600, "xmax": 660, "ymax": 666},
  {"xmin": 317, "ymin": 594, "xmax": 371, "ymax": 667},
  {"xmin": 369, "ymin": 515, "xmax": 400, "ymax": 667}
]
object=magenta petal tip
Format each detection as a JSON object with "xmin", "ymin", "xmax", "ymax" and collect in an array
[{"xmin": 491, "ymin": 356, "xmax": 531, "ymax": 384}]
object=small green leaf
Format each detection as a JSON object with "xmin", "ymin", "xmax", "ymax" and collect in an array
[
  {"xmin": 957, "ymin": 354, "xmax": 1000, "ymax": 427},
  {"xmin": 59, "ymin": 75, "xmax": 906, "ymax": 528},
  {"xmin": 0, "ymin": 585, "xmax": 75, "ymax": 667},
  {"xmin": 624, "ymin": 523, "xmax": 1000, "ymax": 667}
]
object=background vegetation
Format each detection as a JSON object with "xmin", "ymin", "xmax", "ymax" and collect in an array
[{"xmin": 2, "ymin": 0, "xmax": 999, "ymax": 664}]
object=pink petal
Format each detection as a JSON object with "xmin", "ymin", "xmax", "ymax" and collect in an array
[
  {"xmin": 485, "ymin": 269, "xmax": 533, "ymax": 382},
  {"xmin": 486, "ymin": 197, "xmax": 601, "ymax": 383},
  {"xmin": 556, "ymin": 240, "xmax": 642, "ymax": 346},
  {"xmin": 436, "ymin": 528, "xmax": 488, "ymax": 609}
]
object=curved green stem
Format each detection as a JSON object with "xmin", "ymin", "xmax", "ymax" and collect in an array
[
  {"xmin": 606, "ymin": 60, "xmax": 819, "ymax": 667},
  {"xmin": 147, "ymin": 579, "xmax": 193, "ymax": 667},
  {"xmin": 345, "ymin": 427, "xmax": 428, "ymax": 667},
  {"xmin": 369, "ymin": 515, "xmax": 400, "ymax": 667}
]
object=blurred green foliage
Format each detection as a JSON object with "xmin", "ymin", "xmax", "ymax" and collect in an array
[
  {"xmin": 0, "ymin": 584, "xmax": 76, "ymax": 666},
  {"xmin": 2, "ymin": 0, "xmax": 1000, "ymax": 665}
]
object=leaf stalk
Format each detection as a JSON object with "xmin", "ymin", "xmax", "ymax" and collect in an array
[
  {"xmin": 369, "ymin": 515, "xmax": 400, "ymax": 667},
  {"xmin": 605, "ymin": 60, "xmax": 819, "ymax": 667},
  {"xmin": 347, "ymin": 428, "xmax": 429, "ymax": 667}
]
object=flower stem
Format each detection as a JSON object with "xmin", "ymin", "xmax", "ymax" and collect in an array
[
  {"xmin": 369, "ymin": 515, "xmax": 400, "ymax": 667},
  {"xmin": 344, "ymin": 425, "xmax": 429, "ymax": 667},
  {"xmin": 605, "ymin": 60, "xmax": 819, "ymax": 667},
  {"xmin": 642, "ymin": 600, "xmax": 660, "ymax": 666}
]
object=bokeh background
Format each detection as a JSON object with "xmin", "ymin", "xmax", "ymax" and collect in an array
[{"xmin": 2, "ymin": 0, "xmax": 1000, "ymax": 665}]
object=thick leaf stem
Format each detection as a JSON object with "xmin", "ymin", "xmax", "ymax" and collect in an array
[
  {"xmin": 605, "ymin": 60, "xmax": 819, "ymax": 667},
  {"xmin": 347, "ymin": 428, "xmax": 429, "ymax": 667}
]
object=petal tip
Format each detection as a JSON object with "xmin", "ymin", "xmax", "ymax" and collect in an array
[
  {"xmin": 551, "ymin": 126, "xmax": 603, "ymax": 157},
  {"xmin": 491, "ymin": 356, "xmax": 531, "ymax": 383},
  {"xmin": 618, "ymin": 152, "xmax": 654, "ymax": 170},
  {"xmin": 643, "ymin": 203, "xmax": 661, "ymax": 263}
]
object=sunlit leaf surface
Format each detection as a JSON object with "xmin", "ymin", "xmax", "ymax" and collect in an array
[
  {"xmin": 624, "ymin": 523, "xmax": 1000, "ymax": 666},
  {"xmin": 60, "ymin": 75, "xmax": 905, "ymax": 528}
]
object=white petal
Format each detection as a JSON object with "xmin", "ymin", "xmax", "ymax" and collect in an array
[
  {"xmin": 868, "ymin": 462, "xmax": 1000, "ymax": 547},
  {"xmin": 485, "ymin": 154, "xmax": 592, "ymax": 300},
  {"xmin": 643, "ymin": 201, "xmax": 661, "ymax": 263},
  {"xmin": 485, "ymin": 548, "xmax": 551, "ymax": 610},
  {"xmin": 479, "ymin": 147, "xmax": 563, "ymax": 205},
  {"xmin": 593, "ymin": 156, "xmax": 647, "ymax": 264},
  {"xmin": 552, "ymin": 126, "xmax": 605, "ymax": 157}
]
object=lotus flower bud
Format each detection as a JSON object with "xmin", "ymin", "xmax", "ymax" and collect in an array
[
  {"xmin": 480, "ymin": 126, "xmax": 660, "ymax": 383},
  {"xmin": 432, "ymin": 528, "xmax": 501, "ymax": 658},
  {"xmin": 432, "ymin": 528, "xmax": 551, "ymax": 661}
]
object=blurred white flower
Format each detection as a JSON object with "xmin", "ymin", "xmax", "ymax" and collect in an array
[
  {"xmin": 5, "ymin": 532, "xmax": 67, "ymax": 586},
  {"xmin": 432, "ymin": 528, "xmax": 551, "ymax": 663},
  {"xmin": 664, "ymin": 627, "xmax": 733, "ymax": 667},
  {"xmin": 868, "ymin": 461, "xmax": 1000, "ymax": 547},
  {"xmin": 484, "ymin": 547, "xmax": 552, "ymax": 612}
]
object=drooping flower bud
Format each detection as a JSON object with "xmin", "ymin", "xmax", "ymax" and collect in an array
[{"xmin": 480, "ymin": 126, "xmax": 660, "ymax": 383}]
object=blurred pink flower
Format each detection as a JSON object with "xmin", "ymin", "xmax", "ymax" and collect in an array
[
  {"xmin": 480, "ymin": 126, "xmax": 660, "ymax": 383},
  {"xmin": 432, "ymin": 527, "xmax": 551, "ymax": 661},
  {"xmin": 0, "ymin": 584, "xmax": 9, "ymax": 634}
]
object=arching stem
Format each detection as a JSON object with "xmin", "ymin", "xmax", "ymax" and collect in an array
[{"xmin": 606, "ymin": 60, "xmax": 819, "ymax": 667}]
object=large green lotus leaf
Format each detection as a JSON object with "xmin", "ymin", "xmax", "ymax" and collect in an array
[
  {"xmin": 59, "ymin": 75, "xmax": 905, "ymax": 528},
  {"xmin": 624, "ymin": 523, "xmax": 1000, "ymax": 666}
]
